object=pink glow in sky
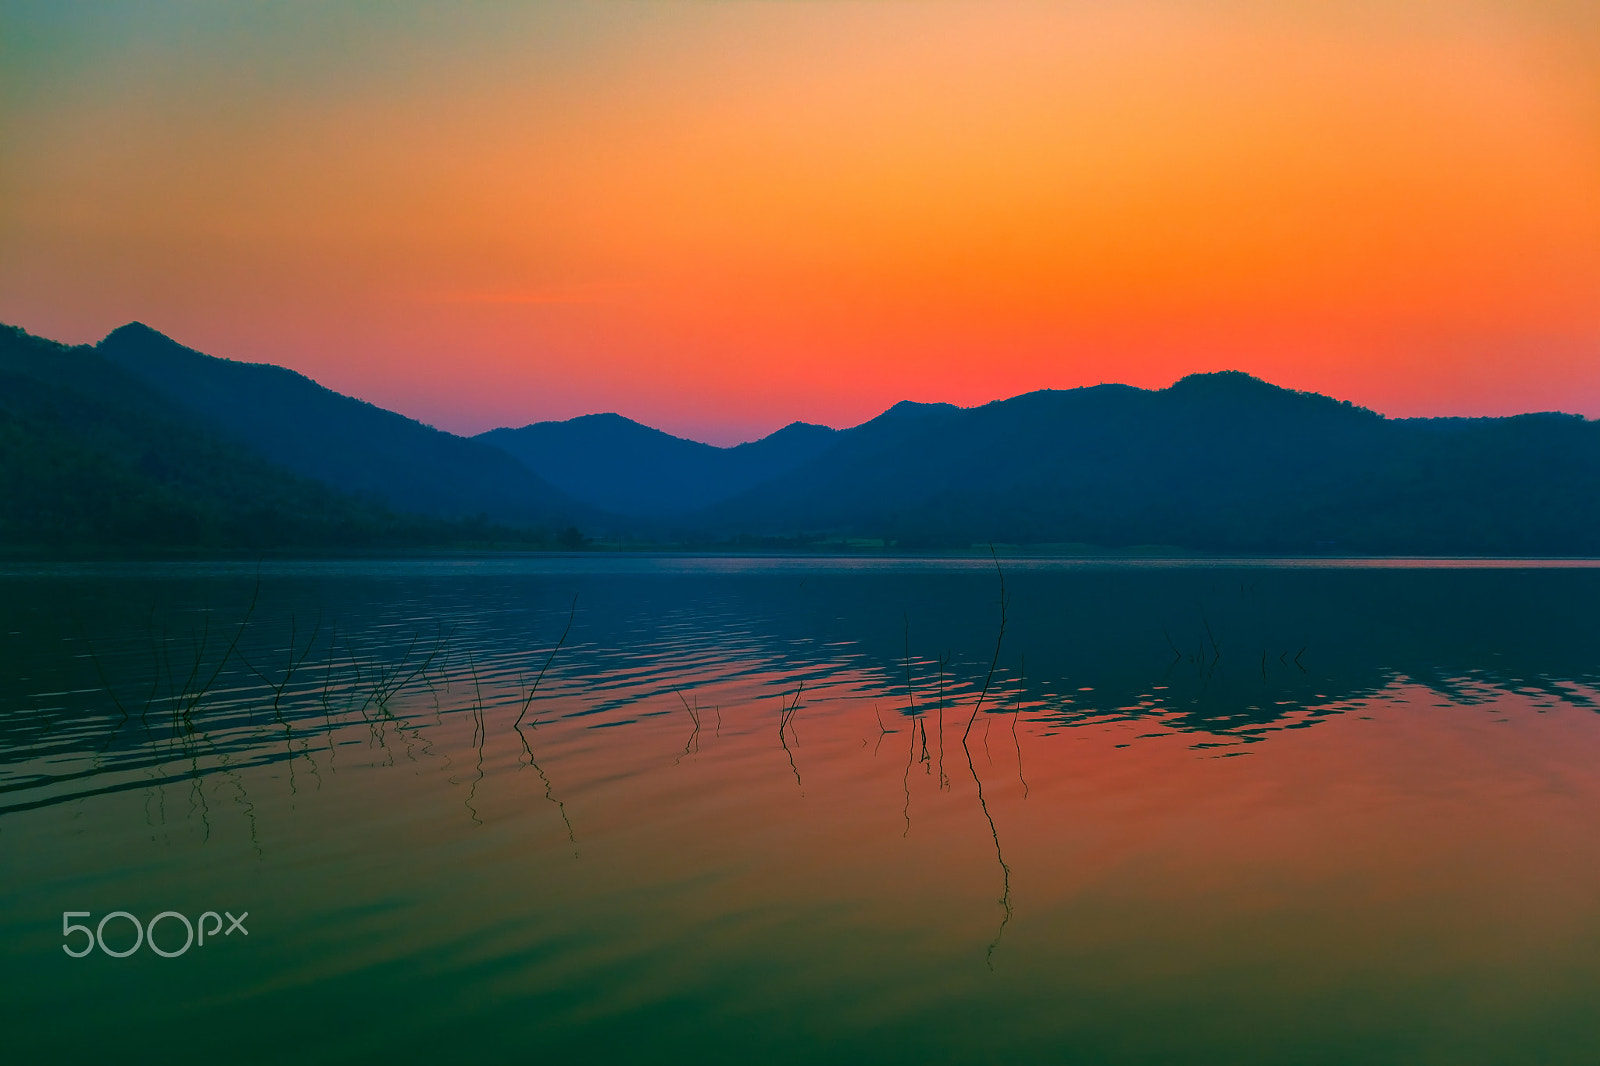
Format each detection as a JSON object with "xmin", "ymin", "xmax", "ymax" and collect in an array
[{"xmin": 2, "ymin": 1, "xmax": 1598, "ymax": 444}]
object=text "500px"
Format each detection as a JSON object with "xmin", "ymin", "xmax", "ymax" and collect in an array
[{"xmin": 62, "ymin": 910, "xmax": 248, "ymax": 957}]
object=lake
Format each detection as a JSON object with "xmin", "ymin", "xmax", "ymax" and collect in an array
[{"xmin": 4, "ymin": 555, "xmax": 1600, "ymax": 1064}]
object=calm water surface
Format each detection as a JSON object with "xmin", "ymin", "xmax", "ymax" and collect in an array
[{"xmin": 4, "ymin": 555, "xmax": 1600, "ymax": 1063}]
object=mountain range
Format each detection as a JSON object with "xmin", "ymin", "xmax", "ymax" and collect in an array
[
  {"xmin": 97, "ymin": 323, "xmax": 595, "ymax": 529},
  {"xmin": 478, "ymin": 413, "xmax": 836, "ymax": 518},
  {"xmin": 1, "ymin": 323, "xmax": 407, "ymax": 548},
  {"xmin": 3, "ymin": 320, "xmax": 1598, "ymax": 555}
]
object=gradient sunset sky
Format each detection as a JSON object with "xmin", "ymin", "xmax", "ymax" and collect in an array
[{"xmin": 3, "ymin": 1, "xmax": 1598, "ymax": 444}]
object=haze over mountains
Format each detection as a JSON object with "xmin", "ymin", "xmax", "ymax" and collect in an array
[{"xmin": 4, "ymin": 320, "xmax": 1598, "ymax": 555}]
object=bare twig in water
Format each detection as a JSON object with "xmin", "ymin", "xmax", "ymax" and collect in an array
[
  {"xmin": 317, "ymin": 623, "xmax": 342, "ymax": 767},
  {"xmin": 174, "ymin": 577, "xmax": 260, "ymax": 733},
  {"xmin": 1201, "ymin": 611, "xmax": 1221, "ymax": 664},
  {"xmin": 936, "ymin": 652, "xmax": 950, "ymax": 790},
  {"xmin": 501, "ymin": 598, "xmax": 581, "ymax": 848},
  {"xmin": 240, "ymin": 610, "xmax": 324, "ymax": 797},
  {"xmin": 516, "ymin": 595, "xmax": 577, "ymax": 728},
  {"xmin": 674, "ymin": 686, "xmax": 702, "ymax": 758},
  {"xmin": 962, "ymin": 545, "xmax": 1010, "ymax": 743},
  {"xmin": 363, "ymin": 625, "xmax": 451, "ymax": 714},
  {"xmin": 515, "ymin": 721, "xmax": 578, "ymax": 852},
  {"xmin": 778, "ymin": 683, "xmax": 804, "ymax": 788},
  {"xmin": 901, "ymin": 702, "xmax": 916, "ymax": 838},
  {"xmin": 779, "ymin": 681, "xmax": 804, "ymax": 740},
  {"xmin": 955, "ymin": 546, "xmax": 1014, "ymax": 965},
  {"xmin": 903, "ymin": 614, "xmax": 916, "ymax": 713},
  {"xmin": 242, "ymin": 612, "xmax": 324, "ymax": 725},
  {"xmin": 965, "ymin": 722, "xmax": 1012, "ymax": 969},
  {"xmin": 1012, "ymin": 654, "xmax": 1029, "ymax": 799},
  {"xmin": 464, "ymin": 653, "xmax": 486, "ymax": 826},
  {"xmin": 872, "ymin": 701, "xmax": 895, "ymax": 756}
]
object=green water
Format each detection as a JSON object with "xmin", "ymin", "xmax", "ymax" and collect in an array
[{"xmin": 4, "ymin": 556, "xmax": 1600, "ymax": 1063}]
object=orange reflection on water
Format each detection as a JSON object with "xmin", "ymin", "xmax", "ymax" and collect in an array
[{"xmin": 376, "ymin": 661, "xmax": 1600, "ymax": 1035}]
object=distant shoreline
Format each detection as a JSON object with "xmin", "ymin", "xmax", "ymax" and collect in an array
[{"xmin": 3, "ymin": 547, "xmax": 1599, "ymax": 572}]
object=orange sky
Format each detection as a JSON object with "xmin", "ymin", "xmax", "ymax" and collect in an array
[{"xmin": 3, "ymin": 1, "xmax": 1598, "ymax": 443}]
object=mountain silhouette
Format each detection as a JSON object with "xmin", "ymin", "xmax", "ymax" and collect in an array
[
  {"xmin": 0, "ymin": 324, "xmax": 462, "ymax": 548},
  {"xmin": 97, "ymin": 323, "xmax": 596, "ymax": 529},
  {"xmin": 6, "ymin": 319, "xmax": 1598, "ymax": 555},
  {"xmin": 478, "ymin": 413, "xmax": 837, "ymax": 517},
  {"xmin": 688, "ymin": 371, "xmax": 1600, "ymax": 554}
]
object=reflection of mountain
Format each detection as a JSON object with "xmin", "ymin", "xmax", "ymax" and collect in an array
[
  {"xmin": 754, "ymin": 563, "xmax": 1600, "ymax": 738},
  {"xmin": 97, "ymin": 323, "xmax": 596, "ymax": 529},
  {"xmin": 478, "ymin": 413, "xmax": 836, "ymax": 517},
  {"xmin": 6, "ymin": 563, "xmax": 1597, "ymax": 793}
]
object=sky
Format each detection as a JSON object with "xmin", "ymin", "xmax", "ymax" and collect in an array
[{"xmin": 2, "ymin": 1, "xmax": 1598, "ymax": 445}]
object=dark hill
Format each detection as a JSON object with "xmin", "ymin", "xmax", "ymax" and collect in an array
[
  {"xmin": 478, "ymin": 413, "xmax": 837, "ymax": 517},
  {"xmin": 690, "ymin": 373, "xmax": 1600, "ymax": 554},
  {"xmin": 0, "ymin": 324, "xmax": 466, "ymax": 548},
  {"xmin": 97, "ymin": 323, "xmax": 596, "ymax": 529},
  {"xmin": 14, "ymin": 316, "xmax": 1596, "ymax": 555}
]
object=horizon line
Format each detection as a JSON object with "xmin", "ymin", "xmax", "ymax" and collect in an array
[{"xmin": 12, "ymin": 317, "xmax": 1593, "ymax": 450}]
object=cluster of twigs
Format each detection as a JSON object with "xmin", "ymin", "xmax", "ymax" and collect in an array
[{"xmin": 53, "ymin": 590, "xmax": 593, "ymax": 847}]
